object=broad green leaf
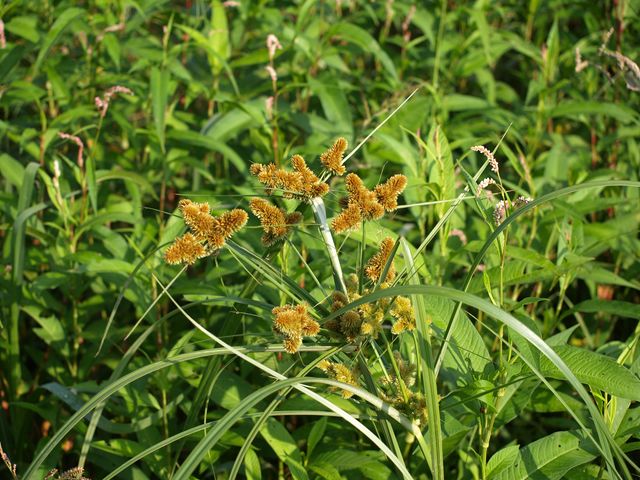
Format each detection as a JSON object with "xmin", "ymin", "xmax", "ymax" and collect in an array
[
  {"xmin": 309, "ymin": 462, "xmax": 342, "ymax": 480},
  {"xmin": 427, "ymin": 125, "xmax": 455, "ymax": 218},
  {"xmin": 306, "ymin": 416, "xmax": 327, "ymax": 459},
  {"xmin": 326, "ymin": 22, "xmax": 398, "ymax": 82},
  {"xmin": 492, "ymin": 431, "xmax": 596, "ymax": 480},
  {"xmin": 548, "ymin": 101, "xmax": 639, "ymax": 124},
  {"xmin": 167, "ymin": 129, "xmax": 246, "ymax": 174},
  {"xmin": 260, "ymin": 419, "xmax": 308, "ymax": 480},
  {"xmin": 25, "ymin": 311, "xmax": 65, "ymax": 345},
  {"xmin": 209, "ymin": 0, "xmax": 230, "ymax": 75},
  {"xmin": 0, "ymin": 45, "xmax": 28, "ymax": 82},
  {"xmin": 244, "ymin": 447, "xmax": 262, "ymax": 480},
  {"xmin": 308, "ymin": 74, "xmax": 353, "ymax": 138},
  {"xmin": 5, "ymin": 15, "xmax": 40, "ymax": 43},
  {"xmin": 487, "ymin": 444, "xmax": 519, "ymax": 478},
  {"xmin": 0, "ymin": 153, "xmax": 25, "ymax": 188},
  {"xmin": 566, "ymin": 300, "xmax": 640, "ymax": 320},
  {"xmin": 33, "ymin": 8, "xmax": 84, "ymax": 75},
  {"xmin": 540, "ymin": 346, "xmax": 640, "ymax": 401}
]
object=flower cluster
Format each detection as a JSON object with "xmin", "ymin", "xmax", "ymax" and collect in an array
[
  {"xmin": 365, "ymin": 237, "xmax": 396, "ymax": 283},
  {"xmin": 272, "ymin": 303, "xmax": 320, "ymax": 353},
  {"xmin": 390, "ymin": 296, "xmax": 415, "ymax": 334},
  {"xmin": 471, "ymin": 145, "xmax": 499, "ymax": 174},
  {"xmin": 493, "ymin": 196, "xmax": 532, "ymax": 226},
  {"xmin": 320, "ymin": 137, "xmax": 348, "ymax": 176},
  {"xmin": 95, "ymin": 85, "xmax": 133, "ymax": 118},
  {"xmin": 250, "ymin": 154, "xmax": 329, "ymax": 200},
  {"xmin": 326, "ymin": 271, "xmax": 415, "ymax": 341},
  {"xmin": 317, "ymin": 360, "xmax": 359, "ymax": 398},
  {"xmin": 380, "ymin": 352, "xmax": 427, "ymax": 425},
  {"xmin": 332, "ymin": 173, "xmax": 407, "ymax": 233},
  {"xmin": 325, "ymin": 290, "xmax": 362, "ymax": 342},
  {"xmin": 164, "ymin": 199, "xmax": 248, "ymax": 265},
  {"xmin": 249, "ymin": 198, "xmax": 302, "ymax": 246}
]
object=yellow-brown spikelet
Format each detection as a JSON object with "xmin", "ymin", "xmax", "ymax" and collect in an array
[
  {"xmin": 320, "ymin": 137, "xmax": 348, "ymax": 176},
  {"xmin": 208, "ymin": 209, "xmax": 248, "ymax": 248},
  {"xmin": 331, "ymin": 291, "xmax": 348, "ymax": 311},
  {"xmin": 360, "ymin": 196, "xmax": 385, "ymax": 220},
  {"xmin": 250, "ymin": 162, "xmax": 302, "ymax": 197},
  {"xmin": 340, "ymin": 310, "xmax": 362, "ymax": 341},
  {"xmin": 365, "ymin": 237, "xmax": 396, "ymax": 283},
  {"xmin": 272, "ymin": 303, "xmax": 320, "ymax": 353},
  {"xmin": 250, "ymin": 198, "xmax": 302, "ymax": 245},
  {"xmin": 283, "ymin": 335, "xmax": 302, "ymax": 354},
  {"xmin": 390, "ymin": 296, "xmax": 415, "ymax": 334},
  {"xmin": 331, "ymin": 203, "xmax": 362, "ymax": 233},
  {"xmin": 291, "ymin": 154, "xmax": 330, "ymax": 198},
  {"xmin": 374, "ymin": 174, "xmax": 407, "ymax": 211},
  {"xmin": 251, "ymin": 157, "xmax": 328, "ymax": 200},
  {"xmin": 332, "ymin": 174, "xmax": 386, "ymax": 233},
  {"xmin": 262, "ymin": 212, "xmax": 303, "ymax": 246},
  {"xmin": 317, "ymin": 360, "xmax": 359, "ymax": 398},
  {"xmin": 250, "ymin": 198, "xmax": 287, "ymax": 236},
  {"xmin": 164, "ymin": 233, "xmax": 208, "ymax": 265},
  {"xmin": 179, "ymin": 199, "xmax": 215, "ymax": 240}
]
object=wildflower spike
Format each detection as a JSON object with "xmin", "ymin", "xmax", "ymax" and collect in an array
[
  {"xmin": 365, "ymin": 237, "xmax": 396, "ymax": 283},
  {"xmin": 320, "ymin": 137, "xmax": 348, "ymax": 176}
]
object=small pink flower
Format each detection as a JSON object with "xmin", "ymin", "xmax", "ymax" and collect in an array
[
  {"xmin": 265, "ymin": 65, "xmax": 277, "ymax": 84},
  {"xmin": 265, "ymin": 96, "xmax": 274, "ymax": 120},
  {"xmin": 471, "ymin": 145, "xmax": 499, "ymax": 174},
  {"xmin": 402, "ymin": 6, "xmax": 416, "ymax": 43},
  {"xmin": 58, "ymin": 132, "xmax": 85, "ymax": 169},
  {"xmin": 95, "ymin": 85, "xmax": 133, "ymax": 118},
  {"xmin": 476, "ymin": 177, "xmax": 496, "ymax": 195},
  {"xmin": 223, "ymin": 1, "xmax": 240, "ymax": 6},
  {"xmin": 0, "ymin": 19, "xmax": 6, "ymax": 49},
  {"xmin": 493, "ymin": 200, "xmax": 508, "ymax": 226},
  {"xmin": 449, "ymin": 228, "xmax": 467, "ymax": 245},
  {"xmin": 266, "ymin": 34, "xmax": 282, "ymax": 62}
]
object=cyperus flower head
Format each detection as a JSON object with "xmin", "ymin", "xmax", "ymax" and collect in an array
[
  {"xmin": 320, "ymin": 137, "xmax": 348, "ymax": 176},
  {"xmin": 365, "ymin": 237, "xmax": 396, "ymax": 283},
  {"xmin": 164, "ymin": 199, "xmax": 247, "ymax": 265},
  {"xmin": 272, "ymin": 303, "xmax": 320, "ymax": 353},
  {"xmin": 250, "ymin": 198, "xmax": 302, "ymax": 246}
]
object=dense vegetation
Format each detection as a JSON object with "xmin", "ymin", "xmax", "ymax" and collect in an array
[{"xmin": 1, "ymin": 1, "xmax": 639, "ymax": 479}]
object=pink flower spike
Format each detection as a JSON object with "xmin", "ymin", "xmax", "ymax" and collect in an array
[
  {"xmin": 471, "ymin": 145, "xmax": 499, "ymax": 174},
  {"xmin": 58, "ymin": 132, "xmax": 85, "ymax": 169},
  {"xmin": 266, "ymin": 34, "xmax": 282, "ymax": 61},
  {"xmin": 265, "ymin": 95, "xmax": 274, "ymax": 120},
  {"xmin": 95, "ymin": 85, "xmax": 133, "ymax": 117},
  {"xmin": 0, "ymin": 19, "xmax": 5, "ymax": 49},
  {"xmin": 265, "ymin": 65, "xmax": 277, "ymax": 83},
  {"xmin": 223, "ymin": 1, "xmax": 240, "ymax": 6},
  {"xmin": 449, "ymin": 228, "xmax": 467, "ymax": 245}
]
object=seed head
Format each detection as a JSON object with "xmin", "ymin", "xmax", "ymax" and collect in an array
[
  {"xmin": 320, "ymin": 137, "xmax": 348, "ymax": 176},
  {"xmin": 332, "ymin": 173, "xmax": 405, "ymax": 233},
  {"xmin": 390, "ymin": 296, "xmax": 415, "ymax": 334},
  {"xmin": 272, "ymin": 303, "xmax": 320, "ymax": 353},
  {"xmin": 317, "ymin": 360, "xmax": 359, "ymax": 398},
  {"xmin": 374, "ymin": 174, "xmax": 407, "ymax": 211},
  {"xmin": 365, "ymin": 237, "xmax": 396, "ymax": 283},
  {"xmin": 471, "ymin": 145, "xmax": 499, "ymax": 174},
  {"xmin": 164, "ymin": 233, "xmax": 207, "ymax": 265}
]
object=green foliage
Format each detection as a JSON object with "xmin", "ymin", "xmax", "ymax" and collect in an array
[{"xmin": 1, "ymin": 1, "xmax": 639, "ymax": 479}]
